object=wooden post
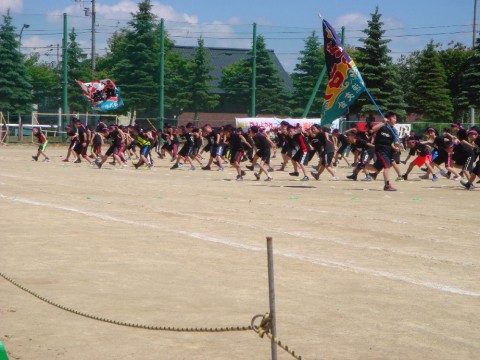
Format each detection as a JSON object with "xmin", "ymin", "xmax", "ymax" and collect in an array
[{"xmin": 266, "ymin": 237, "xmax": 278, "ymax": 360}]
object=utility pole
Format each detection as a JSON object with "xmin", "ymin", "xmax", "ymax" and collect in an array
[
  {"xmin": 91, "ymin": 0, "xmax": 96, "ymax": 74},
  {"xmin": 474, "ymin": 0, "xmax": 478, "ymax": 48}
]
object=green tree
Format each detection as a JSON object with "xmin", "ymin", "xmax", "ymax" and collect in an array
[
  {"xmin": 439, "ymin": 42, "xmax": 474, "ymax": 119},
  {"xmin": 411, "ymin": 42, "xmax": 453, "ymax": 122},
  {"xmin": 459, "ymin": 38, "xmax": 480, "ymax": 112},
  {"xmin": 219, "ymin": 61, "xmax": 250, "ymax": 112},
  {"xmin": 395, "ymin": 51, "xmax": 420, "ymax": 114},
  {"xmin": 353, "ymin": 7, "xmax": 406, "ymax": 119},
  {"xmin": 220, "ymin": 35, "xmax": 290, "ymax": 116},
  {"xmin": 68, "ymin": 28, "xmax": 91, "ymax": 112},
  {"xmin": 185, "ymin": 37, "xmax": 219, "ymax": 122},
  {"xmin": 25, "ymin": 53, "xmax": 59, "ymax": 111},
  {"xmin": 0, "ymin": 11, "xmax": 32, "ymax": 113},
  {"xmin": 111, "ymin": 0, "xmax": 159, "ymax": 118},
  {"xmin": 290, "ymin": 31, "xmax": 326, "ymax": 117}
]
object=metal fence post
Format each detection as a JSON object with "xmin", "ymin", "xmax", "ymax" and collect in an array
[{"xmin": 266, "ymin": 237, "xmax": 278, "ymax": 360}]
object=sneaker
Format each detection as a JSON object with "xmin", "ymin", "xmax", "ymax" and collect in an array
[
  {"xmin": 362, "ymin": 176, "xmax": 372, "ymax": 182},
  {"xmin": 236, "ymin": 175, "xmax": 243, "ymax": 181},
  {"xmin": 369, "ymin": 172, "xmax": 378, "ymax": 180},
  {"xmin": 268, "ymin": 167, "xmax": 274, "ymax": 172},
  {"xmin": 300, "ymin": 176, "xmax": 309, "ymax": 181},
  {"xmin": 419, "ymin": 174, "xmax": 429, "ymax": 180},
  {"xmin": 31, "ymin": 155, "xmax": 38, "ymax": 161},
  {"xmin": 62, "ymin": 158, "xmax": 69, "ymax": 162},
  {"xmin": 384, "ymin": 184, "xmax": 397, "ymax": 191},
  {"xmin": 333, "ymin": 161, "xmax": 338, "ymax": 167},
  {"xmin": 330, "ymin": 176, "xmax": 340, "ymax": 181},
  {"xmin": 109, "ymin": 161, "xmax": 115, "ymax": 165},
  {"xmin": 178, "ymin": 163, "xmax": 184, "ymax": 168},
  {"xmin": 147, "ymin": 163, "xmax": 153, "ymax": 168},
  {"xmin": 217, "ymin": 167, "xmax": 224, "ymax": 171},
  {"xmin": 134, "ymin": 162, "xmax": 139, "ymax": 169},
  {"xmin": 346, "ymin": 174, "xmax": 357, "ymax": 181},
  {"xmin": 432, "ymin": 175, "xmax": 438, "ymax": 182},
  {"xmin": 421, "ymin": 167, "xmax": 427, "ymax": 172},
  {"xmin": 241, "ymin": 170, "xmax": 246, "ymax": 176},
  {"xmin": 254, "ymin": 172, "xmax": 260, "ymax": 180},
  {"xmin": 74, "ymin": 158, "xmax": 82, "ymax": 163},
  {"xmin": 43, "ymin": 158, "xmax": 50, "ymax": 162},
  {"xmin": 452, "ymin": 176, "xmax": 462, "ymax": 181},
  {"xmin": 170, "ymin": 163, "xmax": 179, "ymax": 169},
  {"xmin": 120, "ymin": 164, "xmax": 128, "ymax": 169},
  {"xmin": 402, "ymin": 174, "xmax": 408, "ymax": 181},
  {"xmin": 265, "ymin": 176, "xmax": 273, "ymax": 182},
  {"xmin": 395, "ymin": 175, "xmax": 404, "ymax": 181},
  {"xmin": 189, "ymin": 165, "xmax": 196, "ymax": 171},
  {"xmin": 202, "ymin": 165, "xmax": 211, "ymax": 170},
  {"xmin": 289, "ymin": 171, "xmax": 299, "ymax": 177},
  {"xmin": 246, "ymin": 165, "xmax": 254, "ymax": 171},
  {"xmin": 310, "ymin": 171, "xmax": 320, "ymax": 180},
  {"xmin": 96, "ymin": 161, "xmax": 102, "ymax": 169},
  {"xmin": 461, "ymin": 180, "xmax": 475, "ymax": 190},
  {"xmin": 439, "ymin": 169, "xmax": 448, "ymax": 178}
]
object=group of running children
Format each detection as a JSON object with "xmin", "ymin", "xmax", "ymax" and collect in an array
[{"xmin": 31, "ymin": 112, "xmax": 480, "ymax": 191}]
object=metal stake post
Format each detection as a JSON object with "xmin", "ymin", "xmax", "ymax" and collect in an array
[{"xmin": 266, "ymin": 237, "xmax": 278, "ymax": 360}]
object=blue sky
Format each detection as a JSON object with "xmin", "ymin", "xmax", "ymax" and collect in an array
[{"xmin": 2, "ymin": 0, "xmax": 477, "ymax": 72}]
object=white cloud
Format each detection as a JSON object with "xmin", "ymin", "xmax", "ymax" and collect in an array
[
  {"xmin": 334, "ymin": 13, "xmax": 369, "ymax": 32},
  {"xmin": 0, "ymin": 0, "xmax": 23, "ymax": 13},
  {"xmin": 48, "ymin": 0, "xmax": 198, "ymax": 23},
  {"xmin": 167, "ymin": 20, "xmax": 251, "ymax": 49}
]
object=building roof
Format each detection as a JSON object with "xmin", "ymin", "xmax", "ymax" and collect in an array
[{"xmin": 172, "ymin": 46, "xmax": 293, "ymax": 94}]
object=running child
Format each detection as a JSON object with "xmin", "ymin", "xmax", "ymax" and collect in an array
[
  {"xmin": 224, "ymin": 125, "xmax": 252, "ymax": 181},
  {"xmin": 31, "ymin": 127, "xmax": 49, "ymax": 162},
  {"xmin": 249, "ymin": 126, "xmax": 273, "ymax": 181},
  {"xmin": 402, "ymin": 140, "xmax": 438, "ymax": 181},
  {"xmin": 202, "ymin": 124, "xmax": 224, "ymax": 171}
]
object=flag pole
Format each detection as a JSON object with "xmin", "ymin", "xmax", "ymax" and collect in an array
[{"xmin": 363, "ymin": 85, "xmax": 401, "ymax": 144}]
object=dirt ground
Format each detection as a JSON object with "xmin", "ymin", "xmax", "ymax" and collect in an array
[{"xmin": 0, "ymin": 144, "xmax": 479, "ymax": 360}]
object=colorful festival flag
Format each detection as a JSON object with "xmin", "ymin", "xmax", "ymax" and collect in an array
[
  {"xmin": 321, "ymin": 18, "xmax": 365, "ymax": 125},
  {"xmin": 77, "ymin": 79, "xmax": 124, "ymax": 112}
]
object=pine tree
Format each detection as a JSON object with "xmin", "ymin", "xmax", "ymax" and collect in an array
[
  {"xmin": 0, "ymin": 11, "xmax": 32, "ymax": 113},
  {"xmin": 290, "ymin": 31, "xmax": 326, "ymax": 117},
  {"xmin": 255, "ymin": 36, "xmax": 290, "ymax": 115},
  {"xmin": 459, "ymin": 38, "xmax": 480, "ymax": 111},
  {"xmin": 68, "ymin": 28, "xmax": 91, "ymax": 112},
  {"xmin": 353, "ymin": 7, "xmax": 406, "ymax": 119},
  {"xmin": 112, "ymin": 0, "xmax": 159, "ymax": 117},
  {"xmin": 395, "ymin": 51, "xmax": 420, "ymax": 114},
  {"xmin": 186, "ymin": 37, "xmax": 219, "ymax": 122},
  {"xmin": 411, "ymin": 42, "xmax": 453, "ymax": 122},
  {"xmin": 439, "ymin": 42, "xmax": 474, "ymax": 119},
  {"xmin": 220, "ymin": 35, "xmax": 290, "ymax": 116}
]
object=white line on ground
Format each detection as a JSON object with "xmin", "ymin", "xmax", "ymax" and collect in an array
[
  {"xmin": 0, "ymin": 174, "xmax": 473, "ymax": 267},
  {"xmin": 1, "ymin": 193, "xmax": 479, "ymax": 297}
]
